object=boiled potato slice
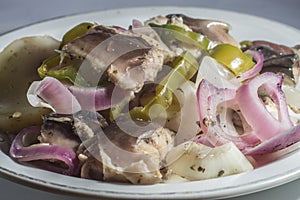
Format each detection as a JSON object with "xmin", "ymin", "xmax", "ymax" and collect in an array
[
  {"xmin": 0, "ymin": 36, "xmax": 60, "ymax": 134},
  {"xmin": 166, "ymin": 141, "xmax": 253, "ymax": 180}
]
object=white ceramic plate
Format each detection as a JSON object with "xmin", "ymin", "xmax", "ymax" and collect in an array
[{"xmin": 1, "ymin": 6, "xmax": 300, "ymax": 200}]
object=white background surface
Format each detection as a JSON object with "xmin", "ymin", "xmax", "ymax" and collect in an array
[{"xmin": 0, "ymin": 0, "xmax": 300, "ymax": 199}]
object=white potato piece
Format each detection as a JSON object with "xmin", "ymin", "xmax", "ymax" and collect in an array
[
  {"xmin": 0, "ymin": 36, "xmax": 60, "ymax": 134},
  {"xmin": 165, "ymin": 141, "xmax": 253, "ymax": 181}
]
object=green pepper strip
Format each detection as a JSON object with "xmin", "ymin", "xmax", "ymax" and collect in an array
[
  {"xmin": 209, "ymin": 43, "xmax": 255, "ymax": 76},
  {"xmin": 38, "ymin": 54, "xmax": 90, "ymax": 87},
  {"xmin": 38, "ymin": 22, "xmax": 98, "ymax": 86},
  {"xmin": 149, "ymin": 23, "xmax": 211, "ymax": 51},
  {"xmin": 239, "ymin": 40, "xmax": 252, "ymax": 48},
  {"xmin": 109, "ymin": 94, "xmax": 133, "ymax": 122},
  {"xmin": 60, "ymin": 22, "xmax": 96, "ymax": 48},
  {"xmin": 130, "ymin": 51, "xmax": 199, "ymax": 121}
]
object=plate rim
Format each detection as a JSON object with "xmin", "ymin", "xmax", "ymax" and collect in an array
[
  {"xmin": 1, "ymin": 153, "xmax": 300, "ymax": 200},
  {"xmin": 1, "ymin": 6, "xmax": 300, "ymax": 200}
]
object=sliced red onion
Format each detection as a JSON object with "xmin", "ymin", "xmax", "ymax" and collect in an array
[
  {"xmin": 250, "ymin": 140, "xmax": 300, "ymax": 167},
  {"xmin": 244, "ymin": 123, "xmax": 300, "ymax": 155},
  {"xmin": 112, "ymin": 25, "xmax": 128, "ymax": 32},
  {"xmin": 69, "ymin": 84, "xmax": 132, "ymax": 111},
  {"xmin": 28, "ymin": 77, "xmax": 131, "ymax": 113},
  {"xmin": 9, "ymin": 126, "xmax": 79, "ymax": 176},
  {"xmin": 196, "ymin": 79, "xmax": 260, "ymax": 149},
  {"xmin": 132, "ymin": 19, "xmax": 144, "ymax": 29},
  {"xmin": 191, "ymin": 134, "xmax": 214, "ymax": 147},
  {"xmin": 197, "ymin": 66, "xmax": 297, "ymax": 155},
  {"xmin": 27, "ymin": 77, "xmax": 81, "ymax": 114},
  {"xmin": 196, "ymin": 79, "xmax": 219, "ymax": 135},
  {"xmin": 236, "ymin": 72, "xmax": 293, "ymax": 140},
  {"xmin": 216, "ymin": 99, "xmax": 261, "ymax": 147},
  {"xmin": 237, "ymin": 50, "xmax": 264, "ymax": 82},
  {"xmin": 205, "ymin": 86, "xmax": 239, "ymax": 146}
]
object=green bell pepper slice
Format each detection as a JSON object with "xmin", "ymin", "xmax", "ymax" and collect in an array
[
  {"xmin": 149, "ymin": 23, "xmax": 212, "ymax": 51},
  {"xmin": 60, "ymin": 22, "xmax": 96, "ymax": 48},
  {"xmin": 38, "ymin": 22, "xmax": 98, "ymax": 86},
  {"xmin": 130, "ymin": 51, "xmax": 199, "ymax": 121},
  {"xmin": 209, "ymin": 43, "xmax": 255, "ymax": 76},
  {"xmin": 239, "ymin": 40, "xmax": 252, "ymax": 49},
  {"xmin": 109, "ymin": 95, "xmax": 133, "ymax": 122},
  {"xmin": 38, "ymin": 54, "xmax": 89, "ymax": 87}
]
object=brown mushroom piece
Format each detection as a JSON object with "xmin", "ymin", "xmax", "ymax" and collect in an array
[
  {"xmin": 166, "ymin": 14, "xmax": 240, "ymax": 47},
  {"xmin": 40, "ymin": 111, "xmax": 108, "ymax": 151},
  {"xmin": 244, "ymin": 40, "xmax": 300, "ymax": 85},
  {"xmin": 40, "ymin": 114, "xmax": 80, "ymax": 151},
  {"xmin": 80, "ymin": 117, "xmax": 175, "ymax": 184},
  {"xmin": 61, "ymin": 26, "xmax": 163, "ymax": 92}
]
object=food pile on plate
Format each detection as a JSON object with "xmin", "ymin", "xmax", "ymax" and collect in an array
[{"xmin": 1, "ymin": 14, "xmax": 300, "ymax": 184}]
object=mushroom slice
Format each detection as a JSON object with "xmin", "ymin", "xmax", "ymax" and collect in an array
[
  {"xmin": 247, "ymin": 40, "xmax": 300, "ymax": 85},
  {"xmin": 166, "ymin": 14, "xmax": 240, "ymax": 47},
  {"xmin": 262, "ymin": 54, "xmax": 299, "ymax": 83},
  {"xmin": 73, "ymin": 110, "xmax": 109, "ymax": 140},
  {"xmin": 248, "ymin": 40, "xmax": 294, "ymax": 56},
  {"xmin": 81, "ymin": 157, "xmax": 104, "ymax": 181},
  {"xmin": 40, "ymin": 113, "xmax": 80, "ymax": 151},
  {"xmin": 40, "ymin": 111, "xmax": 108, "ymax": 151}
]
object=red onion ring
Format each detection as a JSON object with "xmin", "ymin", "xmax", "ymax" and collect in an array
[
  {"xmin": 112, "ymin": 25, "xmax": 128, "ymax": 32},
  {"xmin": 244, "ymin": 123, "xmax": 300, "ymax": 155},
  {"xmin": 29, "ymin": 77, "xmax": 81, "ymax": 114},
  {"xmin": 196, "ymin": 71, "xmax": 299, "ymax": 155},
  {"xmin": 196, "ymin": 78, "xmax": 219, "ymax": 135},
  {"xmin": 9, "ymin": 126, "xmax": 79, "ymax": 176},
  {"xmin": 69, "ymin": 84, "xmax": 131, "ymax": 111},
  {"xmin": 236, "ymin": 72, "xmax": 293, "ymax": 140},
  {"xmin": 132, "ymin": 19, "xmax": 144, "ymax": 29},
  {"xmin": 28, "ymin": 77, "xmax": 131, "ymax": 113},
  {"xmin": 237, "ymin": 50, "xmax": 264, "ymax": 82},
  {"xmin": 197, "ymin": 79, "xmax": 260, "ymax": 149}
]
